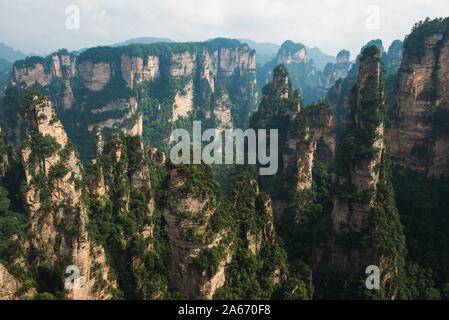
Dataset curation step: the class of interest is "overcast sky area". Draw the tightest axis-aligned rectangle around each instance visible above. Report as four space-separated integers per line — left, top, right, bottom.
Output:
1 0 449 58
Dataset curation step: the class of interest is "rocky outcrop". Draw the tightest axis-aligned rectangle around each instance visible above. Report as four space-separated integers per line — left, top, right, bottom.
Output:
314 47 406 298
163 166 231 299
19 92 115 299
121 54 159 89
387 32 449 178
168 44 257 125
12 53 76 110
246 197 275 254
0 264 35 300
88 97 141 135
171 80 194 122
90 129 154 213
12 63 52 88
257 40 325 104
252 64 336 220
331 49 384 236
337 50 350 64
78 61 111 92
0 263 21 299
276 41 307 65
213 94 232 129
5 41 258 158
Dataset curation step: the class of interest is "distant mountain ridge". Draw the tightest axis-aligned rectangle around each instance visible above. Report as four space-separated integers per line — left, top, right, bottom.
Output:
110 37 174 47
0 43 27 63
0 58 12 71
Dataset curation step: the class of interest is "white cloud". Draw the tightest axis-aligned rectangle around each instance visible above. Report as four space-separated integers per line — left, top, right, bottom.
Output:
0 0 448 57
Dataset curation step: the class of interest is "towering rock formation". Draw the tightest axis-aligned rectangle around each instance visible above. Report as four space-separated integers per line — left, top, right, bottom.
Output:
252 65 335 218
18 91 115 299
314 46 406 299
326 40 386 140
87 127 154 217
166 42 257 127
84 116 162 299
387 24 449 177
212 174 300 299
257 41 319 104
163 163 231 299
275 41 308 65
336 50 350 64
161 159 291 299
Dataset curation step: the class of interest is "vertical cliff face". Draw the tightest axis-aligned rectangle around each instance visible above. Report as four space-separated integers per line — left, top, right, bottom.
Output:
387 28 449 177
19 91 115 300
12 52 76 110
336 50 350 64
86 127 158 298
314 47 406 299
286 103 335 192
4 40 257 161
246 194 276 255
252 65 335 218
331 47 384 236
276 41 308 65
326 40 388 141
89 123 154 218
167 44 257 127
0 129 35 300
211 174 299 300
2 52 77 146
163 164 231 299
120 54 160 89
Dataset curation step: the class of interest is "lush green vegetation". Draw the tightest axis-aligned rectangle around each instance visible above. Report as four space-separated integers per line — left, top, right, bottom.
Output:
214 172 313 299
336 46 386 174
2 29 449 301
86 133 174 299
0 131 29 263
4 39 257 167
404 17 449 59
0 129 69 299
312 46 407 299
392 169 449 299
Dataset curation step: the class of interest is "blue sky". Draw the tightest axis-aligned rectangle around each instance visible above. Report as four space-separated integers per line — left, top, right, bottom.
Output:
1 0 448 57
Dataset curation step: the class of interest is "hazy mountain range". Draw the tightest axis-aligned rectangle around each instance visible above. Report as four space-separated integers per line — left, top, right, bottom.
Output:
0 37 337 72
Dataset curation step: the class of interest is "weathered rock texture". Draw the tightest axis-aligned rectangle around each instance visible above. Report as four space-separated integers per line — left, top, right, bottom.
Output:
331 50 384 238
0 263 35 300
387 33 449 177
167 45 257 125
19 93 115 299
121 54 160 89
4 41 258 159
163 166 231 299
314 47 406 298
253 65 335 218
